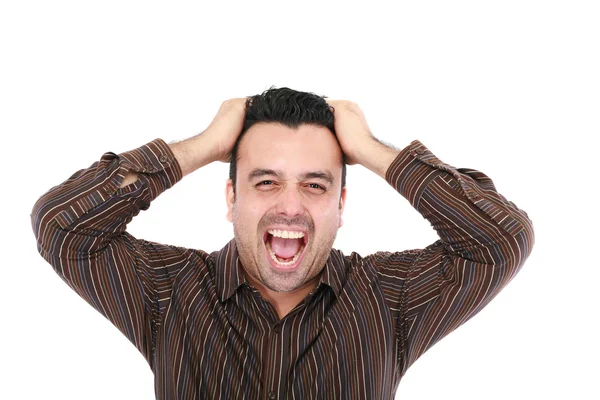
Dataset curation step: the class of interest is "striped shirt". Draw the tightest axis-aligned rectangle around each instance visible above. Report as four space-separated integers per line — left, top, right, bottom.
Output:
31 138 535 399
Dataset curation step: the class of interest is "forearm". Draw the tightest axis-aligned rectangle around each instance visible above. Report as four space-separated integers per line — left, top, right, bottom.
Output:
119 132 217 188
385 139 535 265
119 98 247 188
33 139 182 256
356 137 401 180
169 133 220 177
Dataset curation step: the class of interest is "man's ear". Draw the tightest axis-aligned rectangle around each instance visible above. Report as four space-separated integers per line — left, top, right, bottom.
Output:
339 187 347 228
225 179 235 222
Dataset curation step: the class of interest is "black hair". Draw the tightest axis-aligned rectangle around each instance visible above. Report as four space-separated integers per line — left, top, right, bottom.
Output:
229 85 346 191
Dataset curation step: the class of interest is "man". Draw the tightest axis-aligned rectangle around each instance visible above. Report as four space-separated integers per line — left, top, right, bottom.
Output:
31 86 535 399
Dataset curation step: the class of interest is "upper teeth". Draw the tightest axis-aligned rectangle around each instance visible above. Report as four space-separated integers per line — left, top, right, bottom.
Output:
268 229 305 239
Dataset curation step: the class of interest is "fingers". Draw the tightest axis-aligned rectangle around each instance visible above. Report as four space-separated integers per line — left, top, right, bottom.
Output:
327 99 358 113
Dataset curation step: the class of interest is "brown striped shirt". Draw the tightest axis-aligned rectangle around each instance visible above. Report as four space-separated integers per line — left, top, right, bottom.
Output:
31 138 535 399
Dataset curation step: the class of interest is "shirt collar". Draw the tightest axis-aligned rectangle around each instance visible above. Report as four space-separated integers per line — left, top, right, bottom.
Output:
210 238 347 302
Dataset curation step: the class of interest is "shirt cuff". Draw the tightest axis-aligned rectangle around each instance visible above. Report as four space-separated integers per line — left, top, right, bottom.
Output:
384 140 447 209
52 138 182 229
104 138 183 199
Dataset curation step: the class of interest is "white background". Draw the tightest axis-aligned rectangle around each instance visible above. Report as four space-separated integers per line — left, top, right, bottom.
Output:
2 1 598 399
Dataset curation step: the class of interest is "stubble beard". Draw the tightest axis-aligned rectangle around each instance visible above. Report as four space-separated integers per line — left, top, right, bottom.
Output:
232 212 339 294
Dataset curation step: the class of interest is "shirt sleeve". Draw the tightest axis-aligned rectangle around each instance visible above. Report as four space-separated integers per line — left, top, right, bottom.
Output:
372 139 535 376
31 138 194 369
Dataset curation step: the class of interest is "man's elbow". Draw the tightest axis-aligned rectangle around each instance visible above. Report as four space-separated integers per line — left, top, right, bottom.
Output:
502 214 535 280
31 194 50 254
517 210 535 263
31 189 63 256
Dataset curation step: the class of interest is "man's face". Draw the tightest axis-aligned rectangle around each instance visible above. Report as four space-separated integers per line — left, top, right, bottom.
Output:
226 122 346 293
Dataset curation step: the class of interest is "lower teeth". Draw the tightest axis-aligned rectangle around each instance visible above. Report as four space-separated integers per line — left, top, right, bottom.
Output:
266 241 304 266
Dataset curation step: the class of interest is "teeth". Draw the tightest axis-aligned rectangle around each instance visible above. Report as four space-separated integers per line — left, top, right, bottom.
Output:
268 229 305 239
266 240 305 267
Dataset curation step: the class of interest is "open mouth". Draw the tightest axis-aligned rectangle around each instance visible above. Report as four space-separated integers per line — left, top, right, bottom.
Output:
263 229 309 270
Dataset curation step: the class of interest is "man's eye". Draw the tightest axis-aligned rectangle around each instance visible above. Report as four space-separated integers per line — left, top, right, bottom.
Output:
307 183 325 191
258 180 273 186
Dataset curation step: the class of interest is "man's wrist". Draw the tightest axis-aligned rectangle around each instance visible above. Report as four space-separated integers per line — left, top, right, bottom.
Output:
169 133 219 177
356 138 400 179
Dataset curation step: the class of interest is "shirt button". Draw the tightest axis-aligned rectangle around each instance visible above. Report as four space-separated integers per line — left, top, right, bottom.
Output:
159 155 168 163
144 163 155 172
274 326 280 334
268 391 276 399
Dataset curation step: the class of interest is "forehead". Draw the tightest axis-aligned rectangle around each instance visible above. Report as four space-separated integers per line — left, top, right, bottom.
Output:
237 122 343 178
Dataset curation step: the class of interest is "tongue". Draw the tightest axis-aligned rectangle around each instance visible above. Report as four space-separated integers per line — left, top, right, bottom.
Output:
270 236 302 259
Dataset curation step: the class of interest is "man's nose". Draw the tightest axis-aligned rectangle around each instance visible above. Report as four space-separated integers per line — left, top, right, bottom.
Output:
275 185 305 217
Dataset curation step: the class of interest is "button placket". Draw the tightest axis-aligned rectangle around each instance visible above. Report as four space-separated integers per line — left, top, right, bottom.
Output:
264 321 285 399
263 329 275 400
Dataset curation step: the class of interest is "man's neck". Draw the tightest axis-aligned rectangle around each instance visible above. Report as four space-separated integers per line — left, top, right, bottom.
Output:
244 272 320 320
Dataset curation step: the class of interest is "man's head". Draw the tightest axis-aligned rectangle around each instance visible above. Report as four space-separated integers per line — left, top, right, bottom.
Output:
230 86 346 191
225 86 347 294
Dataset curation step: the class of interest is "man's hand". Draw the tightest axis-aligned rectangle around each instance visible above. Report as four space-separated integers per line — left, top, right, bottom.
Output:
169 97 250 177
201 97 250 163
327 100 400 179
326 100 375 165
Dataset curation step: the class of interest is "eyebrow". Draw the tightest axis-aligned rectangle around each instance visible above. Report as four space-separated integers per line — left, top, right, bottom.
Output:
301 171 334 185
247 168 334 185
